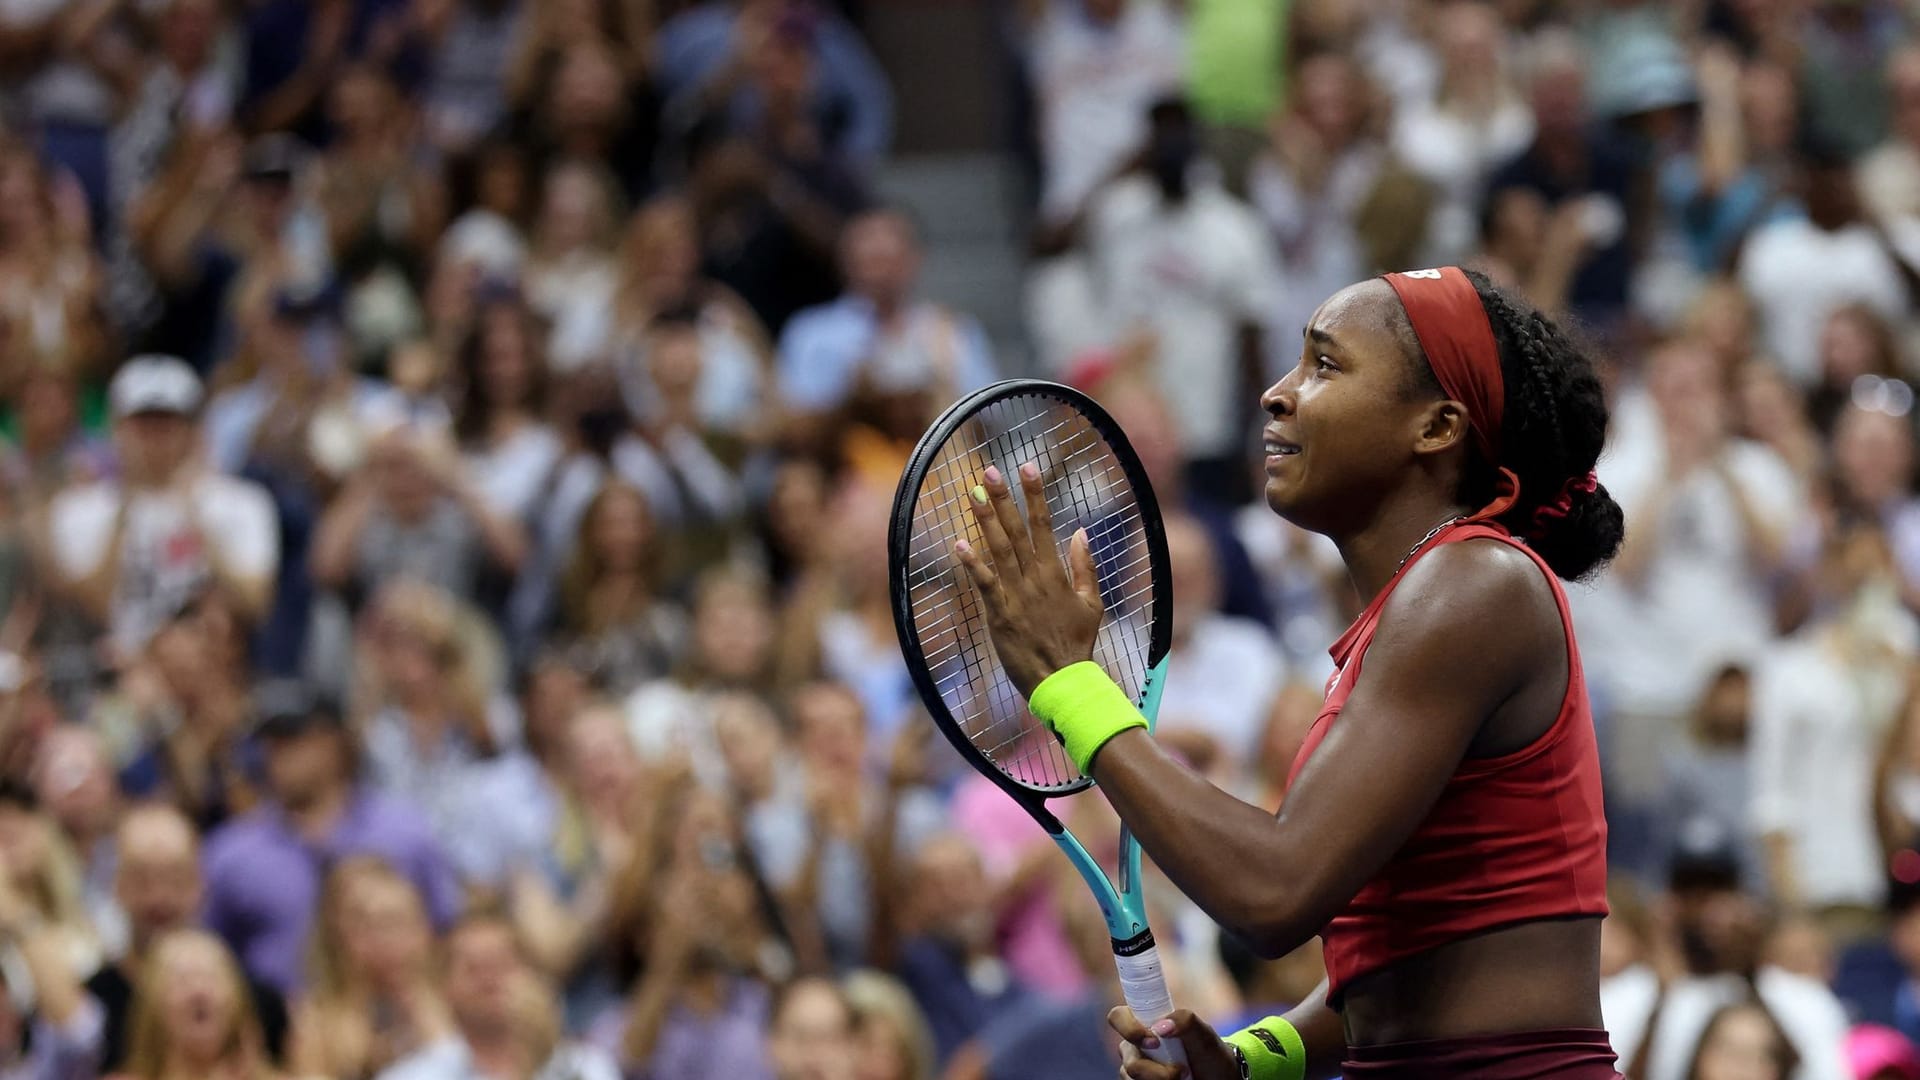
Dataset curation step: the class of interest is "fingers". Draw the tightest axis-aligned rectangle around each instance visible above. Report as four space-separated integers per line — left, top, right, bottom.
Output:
1108 1005 1149 1043
1118 1049 1185 1080
1068 526 1102 610
953 538 997 596
968 466 1025 578
982 464 1034 571
1018 462 1058 572
1166 1010 1223 1059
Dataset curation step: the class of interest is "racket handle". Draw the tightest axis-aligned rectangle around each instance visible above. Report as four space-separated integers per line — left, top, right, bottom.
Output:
1114 936 1188 1067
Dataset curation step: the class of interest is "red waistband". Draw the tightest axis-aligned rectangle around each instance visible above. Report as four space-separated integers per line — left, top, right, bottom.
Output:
1343 1028 1620 1079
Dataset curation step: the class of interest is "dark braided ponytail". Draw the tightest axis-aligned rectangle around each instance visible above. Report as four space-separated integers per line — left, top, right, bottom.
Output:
1454 271 1625 579
1466 272 1620 576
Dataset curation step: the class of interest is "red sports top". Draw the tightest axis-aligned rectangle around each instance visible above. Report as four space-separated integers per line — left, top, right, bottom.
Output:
1285 521 1609 1000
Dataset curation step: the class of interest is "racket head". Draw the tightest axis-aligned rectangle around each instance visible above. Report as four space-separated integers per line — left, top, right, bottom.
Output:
889 379 1174 809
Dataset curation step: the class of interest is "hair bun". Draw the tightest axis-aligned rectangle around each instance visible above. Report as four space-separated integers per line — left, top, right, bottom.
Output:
1528 477 1625 581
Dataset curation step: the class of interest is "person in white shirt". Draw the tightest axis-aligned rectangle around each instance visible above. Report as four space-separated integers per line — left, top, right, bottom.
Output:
1026 0 1186 226
1751 520 1917 913
1603 829 1851 1080
1855 44 1920 228
1738 146 1909 385
1080 97 1276 502
48 355 279 661
775 208 997 453
1579 341 1801 843
1388 1 1534 263
377 911 620 1080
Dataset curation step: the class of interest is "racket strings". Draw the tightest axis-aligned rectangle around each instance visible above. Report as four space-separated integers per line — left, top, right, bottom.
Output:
902 391 1159 794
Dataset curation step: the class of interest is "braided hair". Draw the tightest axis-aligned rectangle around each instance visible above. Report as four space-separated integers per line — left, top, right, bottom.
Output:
1396 270 1626 580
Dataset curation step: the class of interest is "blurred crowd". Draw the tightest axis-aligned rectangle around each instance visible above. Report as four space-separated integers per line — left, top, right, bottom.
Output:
10 0 1920 1079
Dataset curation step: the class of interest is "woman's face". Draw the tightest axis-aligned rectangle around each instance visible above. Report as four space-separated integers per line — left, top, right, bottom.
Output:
1295 53 1362 143
693 581 775 682
16 373 76 448
630 203 701 292
768 462 828 558
150 616 212 687
477 150 528 219
1737 364 1801 441
538 167 601 253
378 618 447 695
156 935 241 1064
769 981 857 1080
1693 1006 1786 1080
589 489 652 571
480 306 535 408
343 875 431 989
1261 281 1443 535
1833 407 1914 508
566 710 641 804
1820 309 1887 385
853 1015 911 1080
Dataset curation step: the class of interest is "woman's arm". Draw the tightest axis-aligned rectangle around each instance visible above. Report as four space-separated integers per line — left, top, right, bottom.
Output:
955 466 1543 958
1089 543 1537 957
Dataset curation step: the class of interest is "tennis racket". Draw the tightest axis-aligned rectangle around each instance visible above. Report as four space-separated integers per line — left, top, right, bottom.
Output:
888 379 1184 1067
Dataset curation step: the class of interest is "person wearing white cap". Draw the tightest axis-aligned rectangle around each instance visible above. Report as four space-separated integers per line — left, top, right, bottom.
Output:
45 355 280 659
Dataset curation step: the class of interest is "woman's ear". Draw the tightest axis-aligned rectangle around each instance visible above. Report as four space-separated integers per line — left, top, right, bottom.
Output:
1411 399 1470 458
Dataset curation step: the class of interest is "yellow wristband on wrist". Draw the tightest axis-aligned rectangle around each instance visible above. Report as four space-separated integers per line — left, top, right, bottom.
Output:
1225 1016 1307 1080
1026 661 1146 775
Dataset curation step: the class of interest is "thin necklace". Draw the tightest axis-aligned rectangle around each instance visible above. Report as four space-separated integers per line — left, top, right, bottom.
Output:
1395 515 1464 576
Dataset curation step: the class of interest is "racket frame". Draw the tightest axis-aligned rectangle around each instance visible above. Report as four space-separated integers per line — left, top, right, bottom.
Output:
888 379 1183 1063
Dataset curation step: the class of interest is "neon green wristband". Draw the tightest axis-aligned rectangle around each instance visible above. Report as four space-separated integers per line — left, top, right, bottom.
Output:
1225 1016 1307 1080
1026 661 1146 774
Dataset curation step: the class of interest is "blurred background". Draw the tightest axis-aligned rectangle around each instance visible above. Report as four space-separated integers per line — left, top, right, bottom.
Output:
0 0 1917 1078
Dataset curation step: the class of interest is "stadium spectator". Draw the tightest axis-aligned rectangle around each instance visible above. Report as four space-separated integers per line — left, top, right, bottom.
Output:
84 803 287 1074
776 208 996 459
1739 142 1909 385
1023 0 1185 228
47 356 278 661
201 683 459 995
1076 97 1275 504
115 929 270 1080
373 909 622 1080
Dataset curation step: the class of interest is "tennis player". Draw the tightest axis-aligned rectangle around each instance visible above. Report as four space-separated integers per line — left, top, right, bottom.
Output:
954 266 1623 1078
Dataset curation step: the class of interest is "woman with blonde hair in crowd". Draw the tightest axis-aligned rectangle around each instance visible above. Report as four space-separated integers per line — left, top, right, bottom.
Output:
554 481 687 695
287 858 439 1080
0 779 98 981
115 929 279 1080
594 196 773 437
354 579 546 889
844 969 936 1080
624 566 780 775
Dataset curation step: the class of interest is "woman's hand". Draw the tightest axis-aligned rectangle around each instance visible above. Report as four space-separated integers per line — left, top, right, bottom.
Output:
1109 1007 1241 1080
954 463 1104 699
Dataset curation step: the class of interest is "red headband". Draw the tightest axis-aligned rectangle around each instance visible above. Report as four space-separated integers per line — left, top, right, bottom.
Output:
1382 266 1504 462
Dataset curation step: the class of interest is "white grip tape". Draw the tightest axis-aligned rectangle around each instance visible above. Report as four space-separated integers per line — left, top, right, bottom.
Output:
1115 942 1186 1066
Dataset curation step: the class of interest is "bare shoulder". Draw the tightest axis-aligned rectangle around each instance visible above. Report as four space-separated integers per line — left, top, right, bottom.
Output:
1373 538 1562 677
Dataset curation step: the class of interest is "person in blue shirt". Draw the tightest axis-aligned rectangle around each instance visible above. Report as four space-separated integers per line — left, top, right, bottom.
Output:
775 208 996 453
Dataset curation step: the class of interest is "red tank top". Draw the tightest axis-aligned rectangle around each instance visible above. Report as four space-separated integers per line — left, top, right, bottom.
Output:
1285 521 1609 999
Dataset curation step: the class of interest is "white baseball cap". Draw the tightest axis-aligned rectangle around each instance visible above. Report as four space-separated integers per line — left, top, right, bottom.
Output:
109 354 203 418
